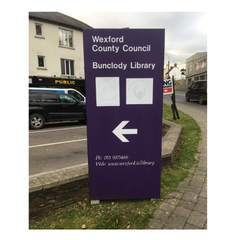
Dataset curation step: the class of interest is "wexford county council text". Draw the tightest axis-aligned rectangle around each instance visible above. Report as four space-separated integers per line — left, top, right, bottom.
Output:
91 35 151 53
91 35 156 70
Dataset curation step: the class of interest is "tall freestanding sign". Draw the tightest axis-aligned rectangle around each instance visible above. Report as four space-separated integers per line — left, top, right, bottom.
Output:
83 29 165 200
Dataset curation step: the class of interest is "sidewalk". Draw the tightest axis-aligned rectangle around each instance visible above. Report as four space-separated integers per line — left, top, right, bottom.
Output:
148 98 207 229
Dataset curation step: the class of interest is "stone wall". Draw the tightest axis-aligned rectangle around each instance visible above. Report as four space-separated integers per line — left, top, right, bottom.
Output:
29 164 89 219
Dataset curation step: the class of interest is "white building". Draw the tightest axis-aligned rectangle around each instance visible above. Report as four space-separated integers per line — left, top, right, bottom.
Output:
165 63 184 80
29 12 92 95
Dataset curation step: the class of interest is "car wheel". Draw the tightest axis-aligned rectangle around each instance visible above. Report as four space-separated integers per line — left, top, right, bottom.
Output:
30 113 45 130
199 96 204 105
186 94 190 102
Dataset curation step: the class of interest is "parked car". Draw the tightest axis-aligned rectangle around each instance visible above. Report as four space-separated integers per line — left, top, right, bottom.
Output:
29 91 86 130
29 87 86 103
185 80 207 105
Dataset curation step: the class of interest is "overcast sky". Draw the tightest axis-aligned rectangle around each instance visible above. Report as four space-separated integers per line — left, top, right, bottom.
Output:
62 11 207 70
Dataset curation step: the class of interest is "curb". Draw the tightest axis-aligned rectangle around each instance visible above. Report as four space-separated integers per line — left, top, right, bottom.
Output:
29 120 182 193
161 119 182 165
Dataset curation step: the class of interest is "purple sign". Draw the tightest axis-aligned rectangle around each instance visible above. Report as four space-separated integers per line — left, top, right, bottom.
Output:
83 29 164 200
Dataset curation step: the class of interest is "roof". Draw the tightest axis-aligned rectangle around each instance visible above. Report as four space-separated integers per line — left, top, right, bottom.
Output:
186 52 207 62
165 66 183 75
165 67 176 74
29 12 93 31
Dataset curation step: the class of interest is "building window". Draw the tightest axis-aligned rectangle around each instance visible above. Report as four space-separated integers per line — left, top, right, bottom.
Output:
35 24 43 36
38 56 45 68
59 28 73 47
61 59 74 76
188 65 192 73
201 59 206 68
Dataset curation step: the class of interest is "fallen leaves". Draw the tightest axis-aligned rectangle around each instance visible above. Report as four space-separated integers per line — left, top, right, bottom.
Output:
49 223 56 228
78 202 86 207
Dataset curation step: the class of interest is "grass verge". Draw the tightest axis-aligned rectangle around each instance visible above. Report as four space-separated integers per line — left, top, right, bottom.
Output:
29 103 201 229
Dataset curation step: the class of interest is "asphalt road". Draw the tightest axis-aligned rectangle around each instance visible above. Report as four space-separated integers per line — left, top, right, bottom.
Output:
163 89 207 111
163 90 207 111
29 89 207 176
29 121 88 175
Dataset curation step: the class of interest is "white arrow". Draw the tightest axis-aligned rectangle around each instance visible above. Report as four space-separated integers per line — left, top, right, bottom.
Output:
112 121 138 142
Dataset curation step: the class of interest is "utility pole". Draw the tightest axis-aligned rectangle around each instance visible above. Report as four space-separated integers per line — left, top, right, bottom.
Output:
171 76 180 120
168 60 170 79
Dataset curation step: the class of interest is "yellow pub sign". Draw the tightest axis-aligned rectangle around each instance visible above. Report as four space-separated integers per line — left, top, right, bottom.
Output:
55 80 75 85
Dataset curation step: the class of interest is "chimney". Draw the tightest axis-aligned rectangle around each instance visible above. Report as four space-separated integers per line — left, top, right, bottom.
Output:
174 63 177 67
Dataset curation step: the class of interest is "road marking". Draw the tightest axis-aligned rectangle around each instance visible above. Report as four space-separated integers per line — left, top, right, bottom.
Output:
175 93 185 96
29 163 88 178
29 126 86 134
163 92 186 97
29 139 87 148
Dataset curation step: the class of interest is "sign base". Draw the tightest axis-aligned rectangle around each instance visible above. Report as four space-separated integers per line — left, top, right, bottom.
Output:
91 200 100 205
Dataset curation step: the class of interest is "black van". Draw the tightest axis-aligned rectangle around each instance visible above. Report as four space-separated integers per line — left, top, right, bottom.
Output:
185 80 207 105
29 91 86 130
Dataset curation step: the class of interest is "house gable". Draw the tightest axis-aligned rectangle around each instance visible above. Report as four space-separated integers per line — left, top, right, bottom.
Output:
29 12 93 31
